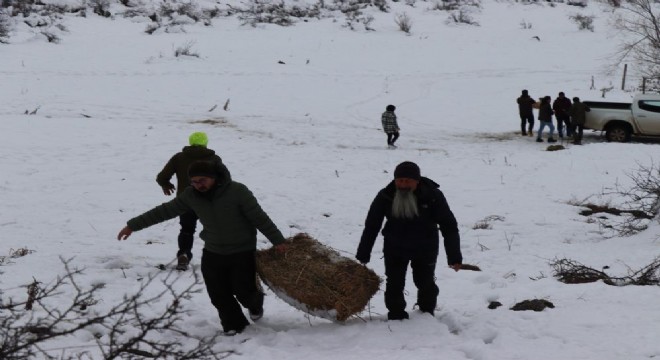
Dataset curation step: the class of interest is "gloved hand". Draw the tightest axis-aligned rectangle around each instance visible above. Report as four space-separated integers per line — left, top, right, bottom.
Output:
162 183 175 196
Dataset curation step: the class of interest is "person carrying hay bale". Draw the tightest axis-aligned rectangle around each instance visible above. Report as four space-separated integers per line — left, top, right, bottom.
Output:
256 233 381 322
117 160 287 336
356 161 463 320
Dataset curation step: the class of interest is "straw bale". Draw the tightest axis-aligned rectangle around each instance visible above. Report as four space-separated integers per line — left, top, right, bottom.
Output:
256 233 381 322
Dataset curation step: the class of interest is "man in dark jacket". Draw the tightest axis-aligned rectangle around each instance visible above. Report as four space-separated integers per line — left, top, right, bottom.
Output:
568 97 591 145
156 131 223 270
118 160 286 335
356 161 462 320
517 89 536 136
552 92 573 138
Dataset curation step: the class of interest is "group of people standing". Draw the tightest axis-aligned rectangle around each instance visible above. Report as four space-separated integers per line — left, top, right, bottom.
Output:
517 89 591 145
116 131 463 334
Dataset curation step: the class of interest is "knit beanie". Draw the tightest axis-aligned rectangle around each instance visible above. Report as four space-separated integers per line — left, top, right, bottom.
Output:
188 161 217 178
394 161 421 180
189 132 208 147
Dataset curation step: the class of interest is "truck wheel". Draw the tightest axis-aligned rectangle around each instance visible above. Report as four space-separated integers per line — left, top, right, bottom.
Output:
605 125 631 142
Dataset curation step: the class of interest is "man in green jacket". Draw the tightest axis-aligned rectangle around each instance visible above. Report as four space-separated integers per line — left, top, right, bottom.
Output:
156 131 223 271
118 160 286 336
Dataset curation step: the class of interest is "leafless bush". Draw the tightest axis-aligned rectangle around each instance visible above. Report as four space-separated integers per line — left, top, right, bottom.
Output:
519 19 532 29
610 0 660 78
174 40 200 58
551 257 660 286
394 12 412 33
567 0 588 7
9 247 34 258
595 161 660 237
0 11 11 43
447 8 479 26
145 22 160 34
569 13 594 31
89 0 111 18
550 258 610 284
229 0 321 27
472 215 505 230
332 0 389 13
0 257 230 359
343 10 375 31
40 30 60 43
430 0 480 11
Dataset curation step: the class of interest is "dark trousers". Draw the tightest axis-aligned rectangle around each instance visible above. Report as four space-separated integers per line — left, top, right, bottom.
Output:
384 253 439 316
387 132 400 145
177 211 197 259
574 124 584 141
556 115 571 137
201 249 263 332
520 114 534 134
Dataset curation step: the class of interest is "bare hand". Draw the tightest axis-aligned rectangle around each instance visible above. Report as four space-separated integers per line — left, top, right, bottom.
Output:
273 243 287 254
117 226 133 240
450 264 461 272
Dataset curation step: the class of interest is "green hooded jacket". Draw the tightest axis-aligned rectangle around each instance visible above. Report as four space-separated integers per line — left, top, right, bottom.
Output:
129 162 285 255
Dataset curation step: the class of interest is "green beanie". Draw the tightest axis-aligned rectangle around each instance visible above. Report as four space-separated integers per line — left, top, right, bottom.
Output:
189 132 208 147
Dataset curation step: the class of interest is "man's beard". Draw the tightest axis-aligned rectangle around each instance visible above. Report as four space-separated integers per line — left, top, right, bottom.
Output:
392 188 419 219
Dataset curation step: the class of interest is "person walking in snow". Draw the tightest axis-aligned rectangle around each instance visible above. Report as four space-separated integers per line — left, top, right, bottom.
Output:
517 89 536 136
552 92 573 139
156 131 223 271
536 96 557 143
356 161 462 320
382 104 400 149
118 160 287 336
568 97 590 145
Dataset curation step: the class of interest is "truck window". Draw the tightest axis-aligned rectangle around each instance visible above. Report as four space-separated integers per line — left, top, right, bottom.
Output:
638 100 660 113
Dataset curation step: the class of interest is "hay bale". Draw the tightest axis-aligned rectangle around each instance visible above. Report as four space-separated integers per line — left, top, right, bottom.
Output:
256 233 381 322
546 144 565 151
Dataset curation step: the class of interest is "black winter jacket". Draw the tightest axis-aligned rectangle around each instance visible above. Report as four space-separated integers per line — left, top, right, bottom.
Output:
156 146 223 195
356 177 462 266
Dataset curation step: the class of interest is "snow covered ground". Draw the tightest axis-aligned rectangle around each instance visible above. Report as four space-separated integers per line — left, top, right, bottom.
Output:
1 1 659 359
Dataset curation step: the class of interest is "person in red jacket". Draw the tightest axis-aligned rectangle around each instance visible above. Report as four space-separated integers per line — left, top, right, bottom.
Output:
356 162 462 320
156 132 224 270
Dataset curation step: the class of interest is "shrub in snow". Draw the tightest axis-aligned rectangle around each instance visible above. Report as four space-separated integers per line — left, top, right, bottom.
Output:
0 257 229 359
569 13 594 31
567 0 587 7
0 11 11 43
174 40 200 58
447 8 479 26
394 12 412 33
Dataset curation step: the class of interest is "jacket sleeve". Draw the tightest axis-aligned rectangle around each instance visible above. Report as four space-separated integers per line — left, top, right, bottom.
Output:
239 184 286 246
356 193 387 263
434 191 463 266
156 154 178 188
127 197 191 231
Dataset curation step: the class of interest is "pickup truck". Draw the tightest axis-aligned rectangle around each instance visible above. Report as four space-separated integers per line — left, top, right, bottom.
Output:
583 94 660 142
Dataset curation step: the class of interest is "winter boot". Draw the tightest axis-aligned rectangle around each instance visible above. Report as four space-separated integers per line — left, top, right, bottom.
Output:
176 254 189 271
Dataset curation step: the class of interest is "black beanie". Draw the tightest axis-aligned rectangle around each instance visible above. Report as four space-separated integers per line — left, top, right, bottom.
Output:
394 161 421 180
188 161 217 178
386 104 396 112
